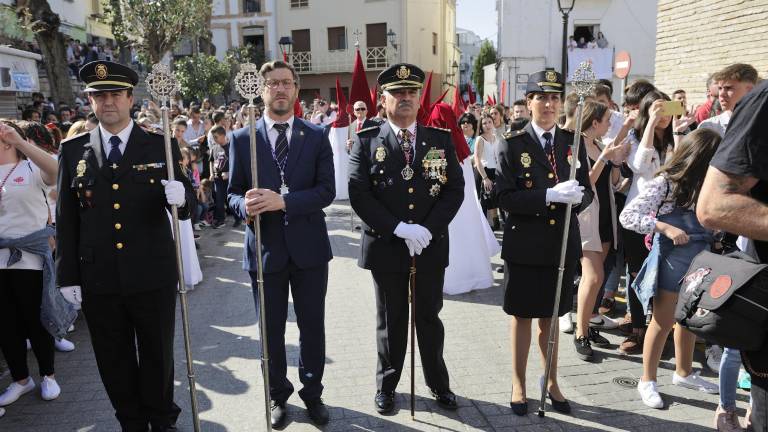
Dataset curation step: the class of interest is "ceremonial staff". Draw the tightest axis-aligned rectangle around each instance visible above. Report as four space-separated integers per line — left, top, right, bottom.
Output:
235 63 273 432
145 63 202 431
538 61 596 418
409 255 417 418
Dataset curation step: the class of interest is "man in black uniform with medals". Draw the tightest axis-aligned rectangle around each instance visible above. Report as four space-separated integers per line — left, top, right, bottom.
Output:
348 63 464 414
56 61 192 432
495 69 592 416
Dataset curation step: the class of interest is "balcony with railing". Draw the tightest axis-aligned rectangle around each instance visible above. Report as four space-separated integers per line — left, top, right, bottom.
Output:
289 46 393 74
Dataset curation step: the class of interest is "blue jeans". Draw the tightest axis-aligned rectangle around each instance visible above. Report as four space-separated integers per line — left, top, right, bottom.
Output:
720 347 741 410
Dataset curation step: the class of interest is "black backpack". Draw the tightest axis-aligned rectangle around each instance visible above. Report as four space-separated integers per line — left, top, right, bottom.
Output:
675 250 768 351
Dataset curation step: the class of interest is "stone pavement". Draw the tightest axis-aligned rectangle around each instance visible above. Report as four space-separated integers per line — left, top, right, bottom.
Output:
0 201 748 431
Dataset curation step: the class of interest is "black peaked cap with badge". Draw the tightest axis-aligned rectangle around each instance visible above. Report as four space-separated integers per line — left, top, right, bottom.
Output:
378 63 425 91
79 60 139 93
525 68 565 95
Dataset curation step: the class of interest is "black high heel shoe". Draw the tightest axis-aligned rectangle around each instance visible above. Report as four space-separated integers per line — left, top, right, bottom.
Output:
547 393 571 414
509 399 528 416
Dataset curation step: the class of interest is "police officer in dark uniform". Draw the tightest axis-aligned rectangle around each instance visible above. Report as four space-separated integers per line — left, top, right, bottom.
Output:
56 61 192 432
494 69 592 416
348 63 464 414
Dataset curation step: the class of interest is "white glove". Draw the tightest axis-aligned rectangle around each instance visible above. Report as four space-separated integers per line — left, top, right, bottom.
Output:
59 285 82 310
161 179 186 206
546 180 584 205
404 238 424 256
393 222 432 249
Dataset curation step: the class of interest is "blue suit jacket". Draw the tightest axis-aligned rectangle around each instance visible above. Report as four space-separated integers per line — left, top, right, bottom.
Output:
228 117 335 273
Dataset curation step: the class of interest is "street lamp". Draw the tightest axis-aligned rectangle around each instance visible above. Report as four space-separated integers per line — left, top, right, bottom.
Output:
278 36 293 62
557 0 575 80
443 60 460 88
386 29 398 50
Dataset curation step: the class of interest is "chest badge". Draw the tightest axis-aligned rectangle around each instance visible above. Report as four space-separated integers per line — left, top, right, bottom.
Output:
76 160 87 177
429 184 441 197
422 147 449 184
375 146 387 162
520 152 532 168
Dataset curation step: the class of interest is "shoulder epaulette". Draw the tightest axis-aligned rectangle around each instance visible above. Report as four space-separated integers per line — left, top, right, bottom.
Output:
426 125 451 133
503 129 526 139
356 125 380 134
561 127 575 134
59 131 89 145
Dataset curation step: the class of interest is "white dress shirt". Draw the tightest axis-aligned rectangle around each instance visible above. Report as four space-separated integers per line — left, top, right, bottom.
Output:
263 113 295 151
530 121 557 150
99 122 133 160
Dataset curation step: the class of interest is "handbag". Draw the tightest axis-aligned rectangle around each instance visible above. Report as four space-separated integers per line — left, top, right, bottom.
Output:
674 250 768 351
577 156 602 252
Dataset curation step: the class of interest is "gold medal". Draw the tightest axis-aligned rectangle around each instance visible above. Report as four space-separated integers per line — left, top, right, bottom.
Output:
76 160 87 177
375 146 387 162
520 152 532 168
401 165 414 180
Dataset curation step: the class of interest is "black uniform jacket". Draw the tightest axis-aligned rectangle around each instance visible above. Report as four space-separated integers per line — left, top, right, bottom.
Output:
56 123 192 295
495 122 593 266
348 122 464 273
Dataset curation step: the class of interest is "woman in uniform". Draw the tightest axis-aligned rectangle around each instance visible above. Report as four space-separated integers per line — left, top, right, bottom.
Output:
495 69 593 416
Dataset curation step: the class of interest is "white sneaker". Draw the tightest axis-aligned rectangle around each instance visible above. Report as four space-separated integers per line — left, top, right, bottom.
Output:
55 338 75 352
589 314 619 330
0 379 35 406
637 379 664 409
0 407 5 417
193 223 202 231
40 376 60 401
672 371 719 394
559 312 574 334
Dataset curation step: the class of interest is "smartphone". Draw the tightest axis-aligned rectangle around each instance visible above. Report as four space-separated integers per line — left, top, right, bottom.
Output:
661 100 684 117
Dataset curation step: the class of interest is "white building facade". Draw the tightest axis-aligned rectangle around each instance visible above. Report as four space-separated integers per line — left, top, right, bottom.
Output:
210 0 278 61
495 0 657 103
457 27 482 91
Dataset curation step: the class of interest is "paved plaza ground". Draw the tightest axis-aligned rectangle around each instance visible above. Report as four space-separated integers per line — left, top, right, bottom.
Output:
0 201 745 431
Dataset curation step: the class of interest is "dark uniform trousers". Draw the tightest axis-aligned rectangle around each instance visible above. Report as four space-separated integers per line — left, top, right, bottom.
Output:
249 262 328 404
349 122 464 395
372 268 449 393
56 125 191 432
82 286 180 432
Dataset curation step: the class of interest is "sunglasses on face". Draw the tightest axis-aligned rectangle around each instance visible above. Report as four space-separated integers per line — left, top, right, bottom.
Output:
354 107 367 111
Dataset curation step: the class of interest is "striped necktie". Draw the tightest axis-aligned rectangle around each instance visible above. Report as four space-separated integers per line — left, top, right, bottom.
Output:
273 123 289 170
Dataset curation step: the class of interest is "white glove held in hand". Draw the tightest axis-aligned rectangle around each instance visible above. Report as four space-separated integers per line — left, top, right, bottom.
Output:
404 238 424 256
394 222 432 249
161 179 186 206
59 286 82 310
546 179 584 205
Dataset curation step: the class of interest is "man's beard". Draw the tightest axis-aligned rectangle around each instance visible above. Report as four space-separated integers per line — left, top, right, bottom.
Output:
270 99 293 116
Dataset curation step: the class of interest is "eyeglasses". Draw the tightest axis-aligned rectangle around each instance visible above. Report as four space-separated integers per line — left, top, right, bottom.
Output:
354 107 367 111
264 79 296 89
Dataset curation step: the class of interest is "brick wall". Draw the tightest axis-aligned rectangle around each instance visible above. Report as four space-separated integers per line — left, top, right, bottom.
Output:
655 0 768 104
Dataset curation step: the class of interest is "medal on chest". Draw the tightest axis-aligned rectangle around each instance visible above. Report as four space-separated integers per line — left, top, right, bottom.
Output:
422 147 448 184
401 165 414 181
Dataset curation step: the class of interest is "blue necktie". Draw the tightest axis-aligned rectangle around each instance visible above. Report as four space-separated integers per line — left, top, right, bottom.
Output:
107 135 122 166
273 123 289 170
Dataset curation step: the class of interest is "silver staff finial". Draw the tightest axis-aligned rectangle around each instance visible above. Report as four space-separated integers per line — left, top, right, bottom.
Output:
146 63 179 107
571 61 597 97
235 63 264 105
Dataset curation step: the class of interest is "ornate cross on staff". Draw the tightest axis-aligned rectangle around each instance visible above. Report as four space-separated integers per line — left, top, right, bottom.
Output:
146 63 201 432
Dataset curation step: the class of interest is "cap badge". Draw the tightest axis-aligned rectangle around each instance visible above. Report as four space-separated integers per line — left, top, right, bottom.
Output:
95 64 108 80
545 71 557 83
396 65 411 80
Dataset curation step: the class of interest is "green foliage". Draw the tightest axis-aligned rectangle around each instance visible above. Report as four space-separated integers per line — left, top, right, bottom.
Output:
174 54 230 102
472 40 497 95
110 0 211 64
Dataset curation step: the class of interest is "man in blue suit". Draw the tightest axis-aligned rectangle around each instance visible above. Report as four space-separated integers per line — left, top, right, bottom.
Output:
228 60 335 428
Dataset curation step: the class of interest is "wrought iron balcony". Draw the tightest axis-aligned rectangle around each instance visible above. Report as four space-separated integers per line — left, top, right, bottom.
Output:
289 46 392 74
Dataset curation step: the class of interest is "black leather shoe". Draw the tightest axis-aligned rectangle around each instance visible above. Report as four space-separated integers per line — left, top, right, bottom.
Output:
271 400 287 429
509 400 528 416
305 398 329 425
374 390 395 414
547 393 571 414
574 335 593 361
430 388 458 410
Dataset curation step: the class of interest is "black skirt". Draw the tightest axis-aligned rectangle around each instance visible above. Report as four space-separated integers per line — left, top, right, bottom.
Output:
502 262 575 318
